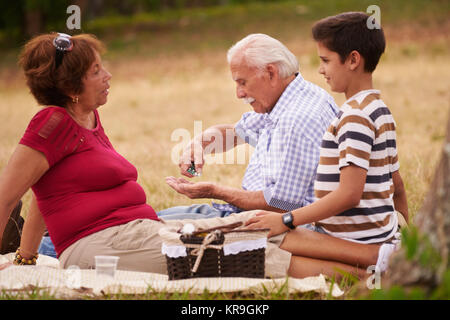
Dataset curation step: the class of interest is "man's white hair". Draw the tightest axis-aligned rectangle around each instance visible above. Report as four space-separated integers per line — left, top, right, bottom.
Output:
227 33 299 78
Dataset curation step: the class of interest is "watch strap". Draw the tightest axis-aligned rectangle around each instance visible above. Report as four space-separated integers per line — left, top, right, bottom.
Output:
282 211 296 230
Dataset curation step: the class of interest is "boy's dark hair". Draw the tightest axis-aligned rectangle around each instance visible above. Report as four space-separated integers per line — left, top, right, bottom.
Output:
312 12 385 72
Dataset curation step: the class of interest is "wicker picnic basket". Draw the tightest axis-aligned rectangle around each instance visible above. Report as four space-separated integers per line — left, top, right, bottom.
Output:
160 222 269 280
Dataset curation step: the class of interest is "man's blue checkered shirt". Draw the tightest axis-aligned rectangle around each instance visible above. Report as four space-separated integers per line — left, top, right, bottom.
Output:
212 73 339 215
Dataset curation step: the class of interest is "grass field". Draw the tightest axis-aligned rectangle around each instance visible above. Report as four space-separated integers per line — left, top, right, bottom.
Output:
0 0 449 299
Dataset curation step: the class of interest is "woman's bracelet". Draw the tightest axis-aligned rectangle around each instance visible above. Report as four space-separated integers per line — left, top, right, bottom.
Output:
13 248 38 265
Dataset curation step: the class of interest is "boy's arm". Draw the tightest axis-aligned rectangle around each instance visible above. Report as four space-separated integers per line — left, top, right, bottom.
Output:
245 164 367 236
392 170 409 224
290 164 366 225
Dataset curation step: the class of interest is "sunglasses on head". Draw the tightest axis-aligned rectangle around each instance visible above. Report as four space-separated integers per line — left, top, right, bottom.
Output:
53 33 73 69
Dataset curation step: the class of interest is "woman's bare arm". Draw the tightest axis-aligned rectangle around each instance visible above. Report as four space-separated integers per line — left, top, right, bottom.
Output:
0 145 48 250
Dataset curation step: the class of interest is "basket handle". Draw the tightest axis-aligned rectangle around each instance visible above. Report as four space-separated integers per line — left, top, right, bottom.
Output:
189 221 243 236
184 221 269 236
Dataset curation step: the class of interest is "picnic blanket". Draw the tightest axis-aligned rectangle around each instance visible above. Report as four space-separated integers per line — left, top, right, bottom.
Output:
0 253 343 298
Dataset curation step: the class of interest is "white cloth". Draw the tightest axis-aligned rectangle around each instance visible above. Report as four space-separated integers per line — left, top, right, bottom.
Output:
0 253 343 298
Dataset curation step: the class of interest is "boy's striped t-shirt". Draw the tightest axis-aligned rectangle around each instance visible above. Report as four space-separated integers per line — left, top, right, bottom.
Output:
314 89 399 244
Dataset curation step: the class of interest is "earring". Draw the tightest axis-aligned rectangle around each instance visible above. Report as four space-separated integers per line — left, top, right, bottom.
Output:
72 96 79 104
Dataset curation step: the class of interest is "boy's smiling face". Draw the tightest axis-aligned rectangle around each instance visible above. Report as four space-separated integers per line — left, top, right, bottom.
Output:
316 41 351 94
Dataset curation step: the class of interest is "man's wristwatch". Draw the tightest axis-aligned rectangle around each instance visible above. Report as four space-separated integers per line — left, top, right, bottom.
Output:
282 212 296 230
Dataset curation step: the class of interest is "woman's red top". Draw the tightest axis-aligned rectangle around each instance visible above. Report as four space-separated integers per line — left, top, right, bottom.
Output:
19 106 158 256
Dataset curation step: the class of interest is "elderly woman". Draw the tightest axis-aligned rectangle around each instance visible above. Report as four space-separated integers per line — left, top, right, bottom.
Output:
0 33 390 280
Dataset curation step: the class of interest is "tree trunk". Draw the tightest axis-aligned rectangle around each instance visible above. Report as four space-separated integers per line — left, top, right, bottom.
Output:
385 114 450 289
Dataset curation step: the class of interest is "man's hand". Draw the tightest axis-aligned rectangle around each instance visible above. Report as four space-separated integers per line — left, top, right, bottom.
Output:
244 210 289 237
179 141 204 178
165 176 216 199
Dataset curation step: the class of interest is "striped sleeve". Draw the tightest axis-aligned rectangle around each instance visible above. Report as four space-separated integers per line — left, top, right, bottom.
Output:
336 110 376 171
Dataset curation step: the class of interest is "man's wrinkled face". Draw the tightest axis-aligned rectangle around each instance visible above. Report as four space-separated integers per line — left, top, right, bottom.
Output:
230 57 278 114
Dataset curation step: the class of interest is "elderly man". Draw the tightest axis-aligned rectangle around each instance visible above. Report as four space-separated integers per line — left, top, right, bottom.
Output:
159 33 339 220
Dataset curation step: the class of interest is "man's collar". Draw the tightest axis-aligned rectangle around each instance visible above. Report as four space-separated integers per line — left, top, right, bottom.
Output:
266 72 304 125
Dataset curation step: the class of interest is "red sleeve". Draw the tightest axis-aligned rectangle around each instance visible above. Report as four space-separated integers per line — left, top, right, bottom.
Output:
19 107 80 167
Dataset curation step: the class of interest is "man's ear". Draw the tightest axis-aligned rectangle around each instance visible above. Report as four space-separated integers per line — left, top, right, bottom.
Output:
266 63 279 85
348 50 362 71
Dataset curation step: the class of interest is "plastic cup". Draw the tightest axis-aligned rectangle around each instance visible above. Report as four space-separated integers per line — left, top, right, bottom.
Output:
95 255 119 278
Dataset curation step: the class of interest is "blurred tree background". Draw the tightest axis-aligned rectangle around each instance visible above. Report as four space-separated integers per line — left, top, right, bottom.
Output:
1 0 448 45
1 0 447 67
0 0 283 44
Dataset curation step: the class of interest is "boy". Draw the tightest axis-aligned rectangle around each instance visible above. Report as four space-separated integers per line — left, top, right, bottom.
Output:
312 12 409 233
245 12 408 277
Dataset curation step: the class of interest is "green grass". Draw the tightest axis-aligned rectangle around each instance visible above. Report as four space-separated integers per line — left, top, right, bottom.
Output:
0 279 334 300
